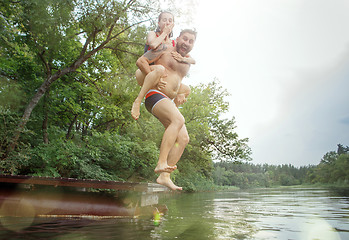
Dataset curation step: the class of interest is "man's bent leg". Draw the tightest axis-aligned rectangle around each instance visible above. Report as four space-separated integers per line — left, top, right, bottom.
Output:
167 125 189 167
135 65 166 87
131 65 166 120
135 69 145 86
152 99 185 173
156 125 188 191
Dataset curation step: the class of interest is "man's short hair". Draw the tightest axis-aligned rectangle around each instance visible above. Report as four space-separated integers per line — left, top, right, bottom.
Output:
179 29 197 39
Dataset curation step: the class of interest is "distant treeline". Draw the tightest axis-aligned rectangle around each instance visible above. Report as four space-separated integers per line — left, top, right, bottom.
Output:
213 144 349 188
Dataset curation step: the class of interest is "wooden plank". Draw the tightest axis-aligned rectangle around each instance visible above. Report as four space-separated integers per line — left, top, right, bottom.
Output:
0 175 168 193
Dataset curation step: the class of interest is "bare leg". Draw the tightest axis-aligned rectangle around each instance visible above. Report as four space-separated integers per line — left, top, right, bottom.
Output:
152 99 185 174
167 125 189 167
135 68 167 88
131 65 167 120
156 125 189 191
135 69 146 86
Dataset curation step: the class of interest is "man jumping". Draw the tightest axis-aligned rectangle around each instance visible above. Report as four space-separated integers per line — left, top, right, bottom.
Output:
135 29 197 190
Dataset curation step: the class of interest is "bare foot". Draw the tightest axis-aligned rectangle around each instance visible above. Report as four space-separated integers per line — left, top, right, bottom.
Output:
154 164 177 173
157 174 182 191
131 99 141 120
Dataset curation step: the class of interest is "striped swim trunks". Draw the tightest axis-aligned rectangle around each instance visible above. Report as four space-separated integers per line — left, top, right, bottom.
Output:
144 89 169 114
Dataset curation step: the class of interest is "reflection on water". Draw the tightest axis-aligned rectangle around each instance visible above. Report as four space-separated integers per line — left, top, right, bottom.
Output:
0 217 159 240
206 188 348 240
0 188 348 239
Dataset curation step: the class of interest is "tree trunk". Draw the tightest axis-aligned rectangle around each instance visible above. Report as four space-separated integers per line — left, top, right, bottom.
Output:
7 68 71 154
66 115 78 140
42 89 50 144
42 109 49 144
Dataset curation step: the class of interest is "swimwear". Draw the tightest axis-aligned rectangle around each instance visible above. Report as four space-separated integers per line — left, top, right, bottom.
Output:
144 90 169 114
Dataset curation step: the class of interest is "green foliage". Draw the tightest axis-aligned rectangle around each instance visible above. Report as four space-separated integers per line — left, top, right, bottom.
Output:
0 77 26 109
6 129 159 181
310 145 349 185
178 80 251 179
0 107 36 172
175 162 216 192
320 151 338 165
182 80 251 163
337 144 349 155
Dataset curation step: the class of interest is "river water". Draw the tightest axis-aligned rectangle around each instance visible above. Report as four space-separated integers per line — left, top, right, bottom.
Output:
0 187 348 239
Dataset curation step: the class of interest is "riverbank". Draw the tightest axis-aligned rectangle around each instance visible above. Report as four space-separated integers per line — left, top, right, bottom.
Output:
193 182 349 193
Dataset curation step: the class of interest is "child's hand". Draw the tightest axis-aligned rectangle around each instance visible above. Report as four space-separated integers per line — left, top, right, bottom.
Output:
171 51 185 63
163 23 174 35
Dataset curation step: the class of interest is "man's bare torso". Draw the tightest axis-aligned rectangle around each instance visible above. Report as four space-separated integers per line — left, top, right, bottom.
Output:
154 51 190 99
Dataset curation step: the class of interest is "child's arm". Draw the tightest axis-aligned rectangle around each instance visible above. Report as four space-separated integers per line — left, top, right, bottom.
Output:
171 52 196 65
184 55 196 65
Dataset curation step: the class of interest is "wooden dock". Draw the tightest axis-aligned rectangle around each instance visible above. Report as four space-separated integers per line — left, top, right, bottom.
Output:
0 175 170 218
0 174 168 193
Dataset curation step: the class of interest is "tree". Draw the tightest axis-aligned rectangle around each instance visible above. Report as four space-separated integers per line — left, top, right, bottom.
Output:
310 144 349 184
173 80 252 190
320 151 338 165
182 80 251 164
337 144 349 155
334 154 349 182
2 0 154 156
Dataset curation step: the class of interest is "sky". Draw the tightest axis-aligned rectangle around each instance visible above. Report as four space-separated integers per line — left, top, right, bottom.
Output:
162 0 349 166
